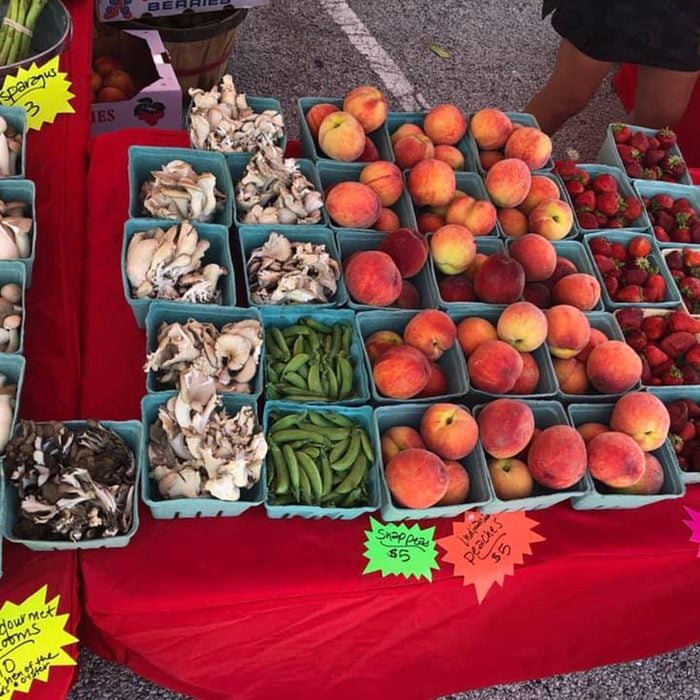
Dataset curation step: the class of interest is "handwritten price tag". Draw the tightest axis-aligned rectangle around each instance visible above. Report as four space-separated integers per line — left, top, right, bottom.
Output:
0 56 75 130
0 585 77 698
683 507 700 557
438 511 545 603
363 517 440 581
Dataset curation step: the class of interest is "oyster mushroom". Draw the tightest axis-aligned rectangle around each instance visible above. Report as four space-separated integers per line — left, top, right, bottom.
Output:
0 282 23 353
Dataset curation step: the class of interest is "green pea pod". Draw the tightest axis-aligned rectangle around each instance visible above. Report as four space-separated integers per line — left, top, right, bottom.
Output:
301 446 321 459
331 430 361 471
324 334 333 353
307 362 323 394
270 493 296 505
307 411 334 428
331 324 342 355
327 366 339 401
272 429 325 444
283 353 311 375
329 435 351 463
266 366 280 384
325 412 354 428
293 335 306 356
269 327 291 358
335 452 368 494
303 317 333 334
280 392 329 402
282 324 311 337
269 443 289 495
296 451 324 502
299 467 313 505
282 444 300 498
359 428 375 462
283 372 308 390
269 413 304 434
307 329 321 352
320 453 333 495
336 356 354 398
340 487 363 508
341 325 352 354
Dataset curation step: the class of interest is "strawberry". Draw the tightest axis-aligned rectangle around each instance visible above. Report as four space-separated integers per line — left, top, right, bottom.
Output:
661 154 687 179
686 344 700 368
670 434 685 453
616 285 644 302
654 226 671 242
622 268 648 286
574 190 596 212
611 123 633 144
656 127 677 149
680 276 700 301
577 211 598 229
624 328 647 352
656 210 676 233
664 250 684 270
652 358 675 378
616 307 644 330
647 136 661 150
630 131 650 152
592 173 618 193
643 149 665 167
671 228 691 244
682 248 700 267
667 310 700 333
675 211 694 231
618 144 641 164
589 236 612 256
628 236 651 258
667 401 689 432
641 355 652 383
644 273 666 302
621 196 643 221
565 180 585 196
647 377 663 386
578 169 591 187
641 314 667 340
610 243 627 262
604 274 619 297
672 269 686 283
691 221 700 244
680 420 697 441
594 211 609 227
661 367 685 386
660 331 697 358
593 254 618 275
650 193 674 212
626 162 644 179
671 198 692 214
595 192 621 216
642 167 661 180
554 160 578 179
682 398 700 417
661 174 677 183
607 218 624 229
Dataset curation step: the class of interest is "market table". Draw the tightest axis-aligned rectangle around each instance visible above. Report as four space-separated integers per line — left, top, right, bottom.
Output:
76 128 700 700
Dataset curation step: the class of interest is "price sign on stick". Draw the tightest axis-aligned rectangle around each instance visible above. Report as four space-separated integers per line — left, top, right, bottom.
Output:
0 56 75 130
363 517 440 581
683 507 700 558
438 511 545 603
0 585 77 699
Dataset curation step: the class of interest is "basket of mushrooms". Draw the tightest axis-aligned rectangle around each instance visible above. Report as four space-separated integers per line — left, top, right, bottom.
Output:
0 107 26 179
0 180 35 284
0 261 25 354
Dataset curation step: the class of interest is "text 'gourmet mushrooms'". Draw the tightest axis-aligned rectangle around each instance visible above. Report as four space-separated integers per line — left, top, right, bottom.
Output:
126 221 227 303
140 159 226 222
235 145 323 225
189 75 284 154
5 421 136 542
0 200 31 259
148 370 268 501
0 283 22 353
0 117 22 177
145 317 263 394
247 232 340 304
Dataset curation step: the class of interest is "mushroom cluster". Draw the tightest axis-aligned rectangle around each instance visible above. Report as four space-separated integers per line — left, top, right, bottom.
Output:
0 200 31 259
0 282 22 352
235 145 323 225
247 232 340 304
145 317 263 393
0 117 22 177
189 75 284 154
0 372 17 452
126 221 227 303
5 420 136 542
148 370 268 501
140 159 226 222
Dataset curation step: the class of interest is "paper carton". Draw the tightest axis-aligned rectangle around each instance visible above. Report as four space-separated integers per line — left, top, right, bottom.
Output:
96 0 268 22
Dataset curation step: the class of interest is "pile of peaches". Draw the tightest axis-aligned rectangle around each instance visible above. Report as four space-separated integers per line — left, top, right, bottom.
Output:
91 55 136 102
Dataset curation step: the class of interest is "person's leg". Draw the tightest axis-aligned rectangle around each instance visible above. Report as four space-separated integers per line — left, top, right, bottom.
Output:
526 39 612 135
633 66 699 128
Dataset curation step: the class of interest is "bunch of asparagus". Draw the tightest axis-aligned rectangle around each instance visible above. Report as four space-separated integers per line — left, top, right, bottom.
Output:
0 0 48 67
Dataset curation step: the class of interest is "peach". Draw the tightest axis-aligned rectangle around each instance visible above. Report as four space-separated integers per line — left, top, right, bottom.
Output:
91 72 102 94
420 403 479 460
523 282 552 308
437 460 471 505
104 70 135 98
326 181 381 228
575 328 608 363
512 352 540 394
465 252 488 281
391 123 425 145
360 161 404 206
366 330 403 365
417 362 449 397
577 422 609 443
374 208 401 231
445 195 497 236
519 175 561 215
616 454 664 495
394 280 421 309
404 309 457 361
318 111 367 161
306 103 340 139
470 109 514 150
358 137 380 162
343 85 388 133
528 425 587 489
96 86 127 102
430 190 467 218
473 253 525 304
609 392 670 452
430 224 476 275
553 357 590 394
514 427 541 463
468 339 524 394
478 398 535 459
385 448 448 508
497 301 548 352
485 158 532 208
479 150 504 171
373 345 431 399
547 257 578 288
345 251 403 306
381 426 425 464
439 275 476 302
408 159 456 207
545 305 591 358
497 207 529 237
552 273 601 311
504 126 552 170
488 458 534 500
457 317 498 357
378 228 429 278
394 133 435 169
529 198 574 241
509 234 557 282
93 55 122 76
587 431 645 488
586 341 642 394
434 144 465 170
424 104 467 145
416 212 445 234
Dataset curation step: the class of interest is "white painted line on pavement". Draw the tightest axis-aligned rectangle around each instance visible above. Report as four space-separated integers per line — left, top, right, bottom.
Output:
318 0 430 111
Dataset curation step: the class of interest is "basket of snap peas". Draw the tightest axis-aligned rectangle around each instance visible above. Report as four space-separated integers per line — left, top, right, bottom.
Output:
263 401 381 519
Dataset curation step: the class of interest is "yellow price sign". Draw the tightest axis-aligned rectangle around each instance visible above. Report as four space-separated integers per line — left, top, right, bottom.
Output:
0 585 77 698
0 56 75 130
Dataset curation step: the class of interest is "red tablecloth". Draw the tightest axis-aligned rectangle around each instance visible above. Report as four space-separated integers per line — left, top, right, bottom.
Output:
77 129 700 700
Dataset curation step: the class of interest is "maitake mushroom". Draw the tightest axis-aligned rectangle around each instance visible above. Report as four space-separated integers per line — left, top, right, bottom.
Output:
4 420 136 542
148 370 268 501
126 221 227 303
235 145 323 225
145 317 263 393
188 75 284 154
0 282 22 353
247 232 340 304
140 159 226 223
0 200 31 259
0 116 22 177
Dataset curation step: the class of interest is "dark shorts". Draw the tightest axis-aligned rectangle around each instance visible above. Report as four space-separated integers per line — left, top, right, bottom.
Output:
543 0 700 72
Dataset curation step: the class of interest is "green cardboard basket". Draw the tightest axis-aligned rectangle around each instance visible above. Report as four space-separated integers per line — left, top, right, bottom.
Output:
0 179 35 286
0 106 26 180
375 403 493 521
0 353 24 450
144 301 264 399
474 400 591 513
260 306 369 405
298 96 394 163
356 309 469 404
336 229 439 311
0 261 25 355
567 402 686 509
4 420 142 550
263 400 381 519
141 392 266 519
128 146 234 227
239 224 347 308
122 218 236 329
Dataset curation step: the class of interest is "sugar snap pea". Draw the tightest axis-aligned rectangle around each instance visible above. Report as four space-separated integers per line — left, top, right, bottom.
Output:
270 413 303 434
297 451 324 501
302 317 333 334
299 467 313 505
331 430 361 472
271 429 325 444
281 444 300 498
269 443 289 495
336 452 368 494
359 428 375 462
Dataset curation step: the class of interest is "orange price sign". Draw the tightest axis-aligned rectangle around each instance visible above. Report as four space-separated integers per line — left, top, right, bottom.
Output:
437 511 545 603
